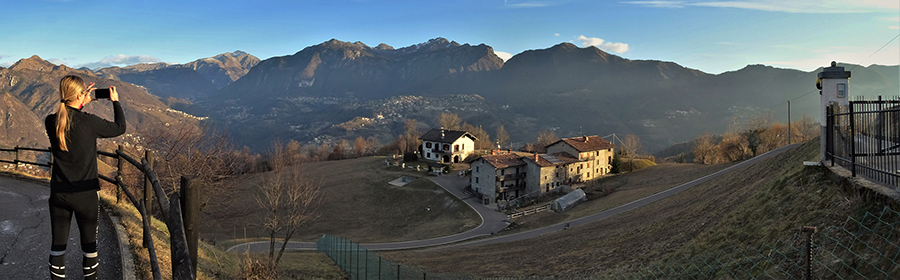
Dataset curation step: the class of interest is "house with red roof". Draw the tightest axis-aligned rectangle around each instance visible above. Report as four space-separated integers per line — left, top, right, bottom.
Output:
470 135 615 204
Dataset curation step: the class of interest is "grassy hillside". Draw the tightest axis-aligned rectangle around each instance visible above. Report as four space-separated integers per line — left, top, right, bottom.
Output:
206 156 480 244
381 139 882 278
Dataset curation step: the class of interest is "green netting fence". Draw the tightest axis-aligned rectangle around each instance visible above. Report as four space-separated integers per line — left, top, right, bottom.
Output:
318 206 899 279
316 235 475 280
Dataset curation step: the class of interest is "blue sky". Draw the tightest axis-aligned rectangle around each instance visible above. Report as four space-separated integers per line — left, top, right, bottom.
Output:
1 0 897 74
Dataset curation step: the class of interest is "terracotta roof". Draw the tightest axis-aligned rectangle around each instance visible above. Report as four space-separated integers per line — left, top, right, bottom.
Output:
549 135 615 152
419 129 476 143
479 154 527 169
524 153 580 167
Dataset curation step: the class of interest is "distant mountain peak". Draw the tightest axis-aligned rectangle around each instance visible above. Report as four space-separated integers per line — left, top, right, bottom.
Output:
10 55 59 72
375 43 394 51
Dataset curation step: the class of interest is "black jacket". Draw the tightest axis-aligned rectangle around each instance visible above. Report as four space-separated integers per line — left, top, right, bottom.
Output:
45 101 126 193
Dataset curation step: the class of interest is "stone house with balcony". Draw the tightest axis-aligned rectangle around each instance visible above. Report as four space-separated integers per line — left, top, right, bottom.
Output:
470 135 616 203
419 129 477 163
471 153 528 202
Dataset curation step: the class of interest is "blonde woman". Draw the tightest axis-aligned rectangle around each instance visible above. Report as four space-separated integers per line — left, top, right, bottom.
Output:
44 75 126 280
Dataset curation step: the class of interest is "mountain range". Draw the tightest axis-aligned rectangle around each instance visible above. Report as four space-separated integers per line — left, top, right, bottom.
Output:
2 38 897 153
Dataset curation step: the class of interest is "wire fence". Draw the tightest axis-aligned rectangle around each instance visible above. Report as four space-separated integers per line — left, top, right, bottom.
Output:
600 206 900 280
319 206 898 279
316 235 475 280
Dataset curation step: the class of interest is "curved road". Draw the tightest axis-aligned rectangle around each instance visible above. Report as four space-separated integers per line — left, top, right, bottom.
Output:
228 143 800 253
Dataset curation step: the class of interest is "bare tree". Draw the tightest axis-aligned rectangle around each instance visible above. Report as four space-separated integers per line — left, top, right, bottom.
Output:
621 134 642 157
535 130 559 152
256 142 322 268
496 125 510 149
438 112 462 131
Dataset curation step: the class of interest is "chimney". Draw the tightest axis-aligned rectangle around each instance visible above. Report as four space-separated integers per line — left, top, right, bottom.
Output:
583 135 588 142
492 150 496 155
534 154 539 162
441 129 445 139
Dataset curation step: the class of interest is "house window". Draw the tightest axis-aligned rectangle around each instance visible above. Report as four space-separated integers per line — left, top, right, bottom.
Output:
443 144 450 151
454 144 459 152
476 166 479 173
588 163 591 168
588 172 590 178
476 177 479 183
501 169 505 175
427 152 431 158
426 142 432 149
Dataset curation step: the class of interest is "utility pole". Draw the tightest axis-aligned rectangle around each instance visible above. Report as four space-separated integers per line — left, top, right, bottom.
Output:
788 100 791 145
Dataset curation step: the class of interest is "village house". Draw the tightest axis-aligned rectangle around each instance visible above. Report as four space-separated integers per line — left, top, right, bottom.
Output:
419 128 477 163
470 135 615 203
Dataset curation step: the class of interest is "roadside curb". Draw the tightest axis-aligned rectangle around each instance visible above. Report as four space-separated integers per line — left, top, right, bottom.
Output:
104 209 137 280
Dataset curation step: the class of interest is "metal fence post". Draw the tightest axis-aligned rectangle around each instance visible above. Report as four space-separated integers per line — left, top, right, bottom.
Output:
849 103 856 177
801 226 817 280
397 264 400 280
14 146 19 172
180 176 199 274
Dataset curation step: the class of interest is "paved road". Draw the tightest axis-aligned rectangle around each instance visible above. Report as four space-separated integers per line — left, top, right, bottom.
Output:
228 175 510 252
0 176 123 280
229 143 800 253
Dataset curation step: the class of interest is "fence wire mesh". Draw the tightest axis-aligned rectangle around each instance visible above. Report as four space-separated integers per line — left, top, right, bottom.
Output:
320 207 897 279
316 235 475 280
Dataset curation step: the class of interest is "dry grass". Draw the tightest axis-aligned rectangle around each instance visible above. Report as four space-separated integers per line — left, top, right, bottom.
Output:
381 139 874 278
499 162 733 234
204 156 480 244
98 186 244 280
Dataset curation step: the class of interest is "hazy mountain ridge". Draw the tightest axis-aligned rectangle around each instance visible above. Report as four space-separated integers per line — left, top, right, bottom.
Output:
4 39 896 154
218 38 504 103
0 56 202 149
212 39 896 152
95 51 260 100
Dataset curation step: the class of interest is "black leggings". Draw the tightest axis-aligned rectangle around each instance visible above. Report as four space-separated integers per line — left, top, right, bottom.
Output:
49 190 99 279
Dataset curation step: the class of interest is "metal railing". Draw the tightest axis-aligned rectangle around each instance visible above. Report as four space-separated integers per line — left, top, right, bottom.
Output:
825 96 899 188
0 146 199 280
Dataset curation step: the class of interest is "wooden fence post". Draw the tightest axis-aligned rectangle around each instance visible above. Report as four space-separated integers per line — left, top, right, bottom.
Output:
117 145 124 204
169 192 196 280
180 176 199 274
144 150 154 217
14 147 19 172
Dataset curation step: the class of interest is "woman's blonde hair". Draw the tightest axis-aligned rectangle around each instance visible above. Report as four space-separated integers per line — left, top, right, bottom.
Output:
56 75 86 151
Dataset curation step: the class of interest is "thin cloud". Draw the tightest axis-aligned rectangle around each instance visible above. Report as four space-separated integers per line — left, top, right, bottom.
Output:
0 61 12 68
625 0 897 13
554 33 560 37
717 42 738 45
77 54 162 69
622 1 685 8
494 50 514 61
503 1 549 8
576 35 630 54
891 26 900 30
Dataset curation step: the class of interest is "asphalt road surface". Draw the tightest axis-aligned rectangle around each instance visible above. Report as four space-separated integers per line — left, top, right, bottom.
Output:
0 176 123 280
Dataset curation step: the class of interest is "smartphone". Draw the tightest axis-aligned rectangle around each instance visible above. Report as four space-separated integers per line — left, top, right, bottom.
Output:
94 88 111 99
